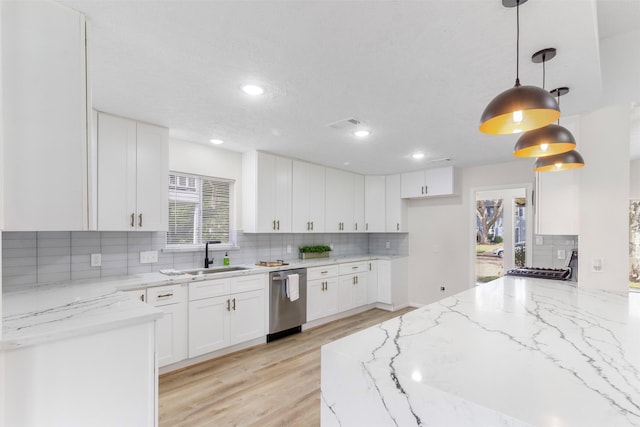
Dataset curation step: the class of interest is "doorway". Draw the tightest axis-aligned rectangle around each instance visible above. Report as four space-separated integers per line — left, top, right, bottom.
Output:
474 187 532 285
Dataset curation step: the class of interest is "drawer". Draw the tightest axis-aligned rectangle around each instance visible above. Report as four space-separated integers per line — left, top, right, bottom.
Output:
308 265 339 281
189 278 231 301
147 283 186 306
231 273 267 294
339 262 369 276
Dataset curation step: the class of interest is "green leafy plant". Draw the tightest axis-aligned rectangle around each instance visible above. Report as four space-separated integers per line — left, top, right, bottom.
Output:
299 245 332 253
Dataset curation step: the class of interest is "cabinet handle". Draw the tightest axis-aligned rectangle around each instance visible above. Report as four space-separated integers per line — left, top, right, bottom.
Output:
273 220 276 230
226 299 231 311
140 294 145 302
425 185 428 195
156 292 173 299
397 223 400 231
356 276 359 284
311 221 314 230
369 263 372 271
366 223 368 231
325 281 328 291
130 213 135 228
352 266 358 270
139 213 143 228
353 276 356 285
321 270 328 274
307 221 310 231
277 220 280 230
421 186 424 194
322 281 325 291
232 298 236 311
355 223 358 231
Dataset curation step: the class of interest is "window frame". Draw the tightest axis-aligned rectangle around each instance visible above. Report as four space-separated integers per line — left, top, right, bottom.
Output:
166 171 236 251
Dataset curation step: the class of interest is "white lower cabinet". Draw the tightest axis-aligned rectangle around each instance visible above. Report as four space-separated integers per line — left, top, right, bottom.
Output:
307 265 340 322
125 284 188 368
188 274 266 358
367 261 378 304
376 258 409 308
338 262 368 312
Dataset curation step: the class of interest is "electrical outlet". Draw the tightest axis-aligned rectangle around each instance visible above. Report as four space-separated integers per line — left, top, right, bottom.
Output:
557 249 566 260
140 250 158 264
385 242 391 249
330 243 334 250
90 253 102 267
286 244 291 254
592 258 604 273
535 236 544 245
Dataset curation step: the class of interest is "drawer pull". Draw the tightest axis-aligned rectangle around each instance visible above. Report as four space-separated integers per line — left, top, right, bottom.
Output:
226 299 231 311
157 293 173 298
321 270 328 274
232 298 236 311
130 213 135 227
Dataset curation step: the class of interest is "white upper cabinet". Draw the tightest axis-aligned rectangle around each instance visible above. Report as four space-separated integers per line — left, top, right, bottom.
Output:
353 174 365 233
292 160 325 232
243 151 292 232
2 1 89 230
386 174 407 232
401 166 455 198
535 170 579 235
96 112 169 231
325 168 355 232
365 176 386 232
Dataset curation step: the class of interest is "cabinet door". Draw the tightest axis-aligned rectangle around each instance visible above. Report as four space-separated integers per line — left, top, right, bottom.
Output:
229 290 265 345
323 277 340 317
156 303 188 367
386 174 407 232
325 168 354 232
365 176 386 232
353 273 368 307
306 279 325 322
2 1 88 231
97 113 137 231
255 152 278 232
274 156 292 232
292 161 325 233
307 163 326 232
136 122 169 231
188 296 229 357
353 174 365 232
338 275 355 312
424 166 454 196
400 170 425 198
377 260 392 304
535 170 579 235
367 261 378 304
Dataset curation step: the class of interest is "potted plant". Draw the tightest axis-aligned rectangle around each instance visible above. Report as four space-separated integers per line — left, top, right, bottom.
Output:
299 245 332 259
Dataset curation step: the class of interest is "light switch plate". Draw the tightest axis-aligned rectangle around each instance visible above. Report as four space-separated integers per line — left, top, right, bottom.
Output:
140 250 158 264
385 242 391 249
557 249 566 260
90 253 102 267
592 258 604 273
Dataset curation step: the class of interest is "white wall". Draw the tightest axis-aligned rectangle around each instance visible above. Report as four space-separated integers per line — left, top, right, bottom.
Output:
169 139 243 230
630 159 640 199
578 105 630 291
408 161 534 306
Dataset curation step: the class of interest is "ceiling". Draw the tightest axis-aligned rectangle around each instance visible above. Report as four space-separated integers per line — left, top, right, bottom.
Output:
59 0 640 175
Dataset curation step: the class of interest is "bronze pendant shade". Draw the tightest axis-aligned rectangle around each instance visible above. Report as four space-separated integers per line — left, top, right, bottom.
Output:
480 84 560 135
479 0 560 135
534 150 585 172
513 123 576 158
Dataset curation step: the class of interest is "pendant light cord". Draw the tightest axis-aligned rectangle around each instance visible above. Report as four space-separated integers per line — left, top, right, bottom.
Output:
556 92 560 125
515 0 520 87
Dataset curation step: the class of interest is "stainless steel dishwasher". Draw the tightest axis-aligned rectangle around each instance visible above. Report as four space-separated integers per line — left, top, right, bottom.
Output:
267 268 307 342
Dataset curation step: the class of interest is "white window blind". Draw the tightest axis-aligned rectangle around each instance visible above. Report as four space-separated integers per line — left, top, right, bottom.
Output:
167 173 232 246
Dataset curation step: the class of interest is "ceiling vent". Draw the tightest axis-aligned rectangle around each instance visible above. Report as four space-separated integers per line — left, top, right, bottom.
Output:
326 117 363 130
428 157 452 164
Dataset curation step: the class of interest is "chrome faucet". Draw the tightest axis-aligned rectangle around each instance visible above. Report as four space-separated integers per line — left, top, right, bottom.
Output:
204 240 220 268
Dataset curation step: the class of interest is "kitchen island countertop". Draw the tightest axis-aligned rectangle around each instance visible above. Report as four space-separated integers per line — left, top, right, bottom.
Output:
321 277 640 426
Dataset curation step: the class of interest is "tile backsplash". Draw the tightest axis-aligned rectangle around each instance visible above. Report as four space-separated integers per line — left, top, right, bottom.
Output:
531 235 578 268
2 231 409 287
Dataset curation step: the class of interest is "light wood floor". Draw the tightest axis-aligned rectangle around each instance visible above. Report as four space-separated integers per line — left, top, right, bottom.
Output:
159 307 414 427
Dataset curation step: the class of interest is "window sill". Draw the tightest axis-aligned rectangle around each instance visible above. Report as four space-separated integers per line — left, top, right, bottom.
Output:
162 244 239 253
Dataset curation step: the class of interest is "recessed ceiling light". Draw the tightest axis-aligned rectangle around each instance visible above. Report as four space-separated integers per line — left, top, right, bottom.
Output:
242 84 264 96
353 130 371 138
412 153 425 159
209 139 224 145
344 162 351 166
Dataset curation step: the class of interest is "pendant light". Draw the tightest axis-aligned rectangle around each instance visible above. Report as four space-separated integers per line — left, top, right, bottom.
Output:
479 0 560 135
513 50 577 158
534 149 585 172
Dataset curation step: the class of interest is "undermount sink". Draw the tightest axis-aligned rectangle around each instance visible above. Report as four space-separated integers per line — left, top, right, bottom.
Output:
181 266 251 276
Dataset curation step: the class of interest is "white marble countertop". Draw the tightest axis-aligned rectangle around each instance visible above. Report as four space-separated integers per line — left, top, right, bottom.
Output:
2 254 402 350
321 277 640 427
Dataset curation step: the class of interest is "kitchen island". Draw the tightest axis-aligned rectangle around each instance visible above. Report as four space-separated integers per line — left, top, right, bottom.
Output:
321 277 640 426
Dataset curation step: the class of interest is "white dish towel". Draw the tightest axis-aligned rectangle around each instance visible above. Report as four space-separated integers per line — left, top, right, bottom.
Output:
287 273 300 302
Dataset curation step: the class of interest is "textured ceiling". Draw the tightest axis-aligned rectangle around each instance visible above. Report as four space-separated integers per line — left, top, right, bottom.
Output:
59 0 640 174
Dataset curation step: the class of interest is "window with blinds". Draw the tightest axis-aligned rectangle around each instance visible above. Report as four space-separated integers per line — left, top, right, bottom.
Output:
167 173 233 246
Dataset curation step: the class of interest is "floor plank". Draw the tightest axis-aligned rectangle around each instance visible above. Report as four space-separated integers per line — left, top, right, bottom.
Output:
159 307 414 427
